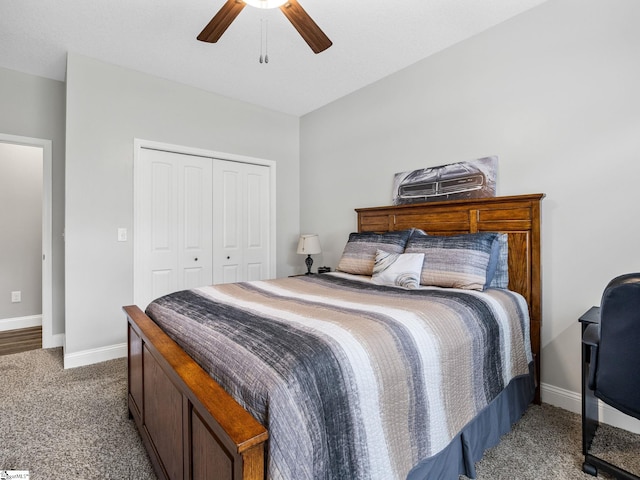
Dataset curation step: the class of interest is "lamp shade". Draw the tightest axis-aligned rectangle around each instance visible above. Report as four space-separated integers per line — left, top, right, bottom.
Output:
297 234 321 255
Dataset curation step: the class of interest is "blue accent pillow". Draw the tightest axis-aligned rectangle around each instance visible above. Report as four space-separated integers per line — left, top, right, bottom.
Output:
488 233 509 289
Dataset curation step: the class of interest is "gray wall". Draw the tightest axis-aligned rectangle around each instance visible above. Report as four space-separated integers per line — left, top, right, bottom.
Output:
300 0 640 401
0 143 42 319
64 53 300 359
0 67 66 335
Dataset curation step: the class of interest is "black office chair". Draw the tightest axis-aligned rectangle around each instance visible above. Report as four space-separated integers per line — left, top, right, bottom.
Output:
582 273 640 479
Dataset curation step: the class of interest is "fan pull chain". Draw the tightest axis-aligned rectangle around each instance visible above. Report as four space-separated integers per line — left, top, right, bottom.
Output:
259 19 269 64
264 18 269 63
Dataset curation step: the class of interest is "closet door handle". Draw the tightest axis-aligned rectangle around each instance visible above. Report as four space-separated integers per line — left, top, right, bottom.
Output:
194 257 198 261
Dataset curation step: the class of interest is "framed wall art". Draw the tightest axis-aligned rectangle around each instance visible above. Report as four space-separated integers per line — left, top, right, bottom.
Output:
392 156 497 205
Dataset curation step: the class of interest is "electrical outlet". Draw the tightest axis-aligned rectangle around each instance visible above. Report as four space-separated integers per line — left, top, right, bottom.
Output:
11 291 21 303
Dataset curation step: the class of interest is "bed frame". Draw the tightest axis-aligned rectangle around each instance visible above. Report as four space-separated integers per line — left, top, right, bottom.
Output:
124 193 544 480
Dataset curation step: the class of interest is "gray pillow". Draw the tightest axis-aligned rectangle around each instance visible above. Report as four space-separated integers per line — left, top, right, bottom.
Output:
405 232 501 290
337 230 413 276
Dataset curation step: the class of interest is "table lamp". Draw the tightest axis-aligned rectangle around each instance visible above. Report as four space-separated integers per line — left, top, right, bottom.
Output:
296 234 321 275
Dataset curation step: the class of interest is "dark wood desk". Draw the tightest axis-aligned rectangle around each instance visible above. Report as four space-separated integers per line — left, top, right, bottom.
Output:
580 306 600 476
579 306 600 327
579 305 639 479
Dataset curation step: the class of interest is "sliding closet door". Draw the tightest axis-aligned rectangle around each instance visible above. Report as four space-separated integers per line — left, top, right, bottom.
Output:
212 160 271 284
135 148 213 309
135 146 274 307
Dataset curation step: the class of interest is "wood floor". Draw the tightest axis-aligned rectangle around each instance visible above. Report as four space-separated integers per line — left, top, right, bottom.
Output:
0 326 42 356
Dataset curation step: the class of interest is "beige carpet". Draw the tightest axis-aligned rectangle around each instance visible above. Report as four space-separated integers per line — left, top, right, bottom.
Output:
1 347 638 479
473 402 639 479
0 348 156 479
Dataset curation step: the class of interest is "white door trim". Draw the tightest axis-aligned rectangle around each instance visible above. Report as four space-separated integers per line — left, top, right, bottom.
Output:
133 138 277 306
0 133 55 347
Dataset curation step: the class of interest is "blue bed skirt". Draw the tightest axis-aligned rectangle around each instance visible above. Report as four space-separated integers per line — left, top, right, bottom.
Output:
407 364 536 480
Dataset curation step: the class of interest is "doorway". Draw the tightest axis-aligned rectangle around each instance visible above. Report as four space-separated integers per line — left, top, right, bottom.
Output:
0 134 53 348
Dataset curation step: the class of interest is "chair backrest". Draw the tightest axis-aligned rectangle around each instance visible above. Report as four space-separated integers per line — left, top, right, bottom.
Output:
596 273 640 420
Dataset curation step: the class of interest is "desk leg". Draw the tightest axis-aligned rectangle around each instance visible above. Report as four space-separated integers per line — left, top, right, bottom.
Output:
582 336 599 460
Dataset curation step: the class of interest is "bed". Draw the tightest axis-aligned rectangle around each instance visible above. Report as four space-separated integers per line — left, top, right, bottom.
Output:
125 193 544 480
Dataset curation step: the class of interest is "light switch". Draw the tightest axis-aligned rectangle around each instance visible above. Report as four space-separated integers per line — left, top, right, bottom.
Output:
117 228 127 242
11 291 21 303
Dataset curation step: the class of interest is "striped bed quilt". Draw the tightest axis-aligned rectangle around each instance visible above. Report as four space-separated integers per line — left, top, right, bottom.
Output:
145 272 533 480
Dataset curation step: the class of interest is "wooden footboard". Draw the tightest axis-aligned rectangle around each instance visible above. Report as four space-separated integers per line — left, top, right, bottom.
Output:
125 305 268 480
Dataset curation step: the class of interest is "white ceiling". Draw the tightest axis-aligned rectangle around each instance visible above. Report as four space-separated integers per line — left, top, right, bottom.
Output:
0 0 549 116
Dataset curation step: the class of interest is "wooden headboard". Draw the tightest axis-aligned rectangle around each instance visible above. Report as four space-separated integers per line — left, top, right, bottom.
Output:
356 193 544 403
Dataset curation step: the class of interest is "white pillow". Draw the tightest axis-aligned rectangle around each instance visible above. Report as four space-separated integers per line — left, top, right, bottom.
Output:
371 249 425 289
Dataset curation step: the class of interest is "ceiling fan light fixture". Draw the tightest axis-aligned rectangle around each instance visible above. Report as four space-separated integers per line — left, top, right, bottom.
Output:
198 0 331 54
243 0 287 9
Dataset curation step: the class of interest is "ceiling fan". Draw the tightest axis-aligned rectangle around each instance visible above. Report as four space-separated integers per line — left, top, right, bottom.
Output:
197 0 332 54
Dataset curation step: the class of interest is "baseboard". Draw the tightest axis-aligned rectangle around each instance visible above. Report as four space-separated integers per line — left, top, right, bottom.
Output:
63 342 127 369
43 332 64 349
0 314 42 332
542 382 640 434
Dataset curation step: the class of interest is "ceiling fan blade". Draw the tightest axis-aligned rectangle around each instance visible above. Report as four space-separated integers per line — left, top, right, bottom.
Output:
197 0 246 43
279 0 332 54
